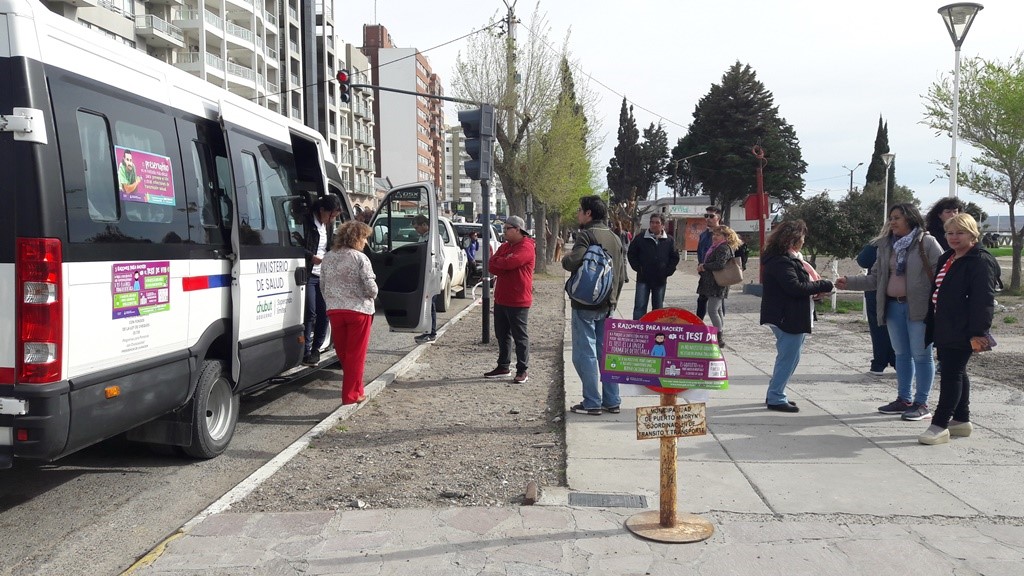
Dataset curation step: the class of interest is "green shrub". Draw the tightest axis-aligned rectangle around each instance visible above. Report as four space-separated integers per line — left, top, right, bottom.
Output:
1004 316 1019 325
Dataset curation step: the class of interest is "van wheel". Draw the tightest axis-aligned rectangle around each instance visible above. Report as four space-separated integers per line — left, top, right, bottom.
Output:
436 273 452 312
182 359 239 459
455 269 467 299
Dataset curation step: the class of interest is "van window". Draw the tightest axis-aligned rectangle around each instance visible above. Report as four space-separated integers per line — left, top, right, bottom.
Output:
76 111 118 223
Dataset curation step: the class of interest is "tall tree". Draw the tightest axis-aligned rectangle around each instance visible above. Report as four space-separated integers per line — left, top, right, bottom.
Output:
923 53 1024 289
863 117 895 194
671 62 807 219
606 98 642 206
528 57 594 271
451 7 601 222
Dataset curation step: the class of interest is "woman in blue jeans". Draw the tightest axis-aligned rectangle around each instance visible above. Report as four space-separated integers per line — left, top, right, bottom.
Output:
759 220 834 413
837 204 944 422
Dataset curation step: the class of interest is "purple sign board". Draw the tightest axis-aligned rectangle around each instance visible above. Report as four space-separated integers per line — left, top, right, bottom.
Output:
115 146 175 206
601 319 728 390
112 261 171 319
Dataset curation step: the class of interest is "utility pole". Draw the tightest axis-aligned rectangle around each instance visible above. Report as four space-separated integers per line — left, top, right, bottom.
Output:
503 0 519 224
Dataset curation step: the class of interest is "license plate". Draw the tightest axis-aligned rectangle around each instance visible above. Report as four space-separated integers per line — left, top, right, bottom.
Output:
0 398 28 416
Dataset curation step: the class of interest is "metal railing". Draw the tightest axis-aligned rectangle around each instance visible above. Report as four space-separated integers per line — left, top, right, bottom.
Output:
135 15 185 43
203 9 223 30
225 21 253 43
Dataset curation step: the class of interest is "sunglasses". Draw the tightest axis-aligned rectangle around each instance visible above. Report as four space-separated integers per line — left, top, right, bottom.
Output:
703 214 717 218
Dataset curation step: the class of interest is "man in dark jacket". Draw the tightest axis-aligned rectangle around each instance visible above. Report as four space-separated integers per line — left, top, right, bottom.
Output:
627 213 679 320
562 195 626 416
294 194 342 366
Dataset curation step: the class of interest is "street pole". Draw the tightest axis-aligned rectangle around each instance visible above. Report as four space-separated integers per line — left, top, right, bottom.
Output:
938 3 984 198
949 44 962 198
753 145 768 283
842 162 863 194
881 153 895 227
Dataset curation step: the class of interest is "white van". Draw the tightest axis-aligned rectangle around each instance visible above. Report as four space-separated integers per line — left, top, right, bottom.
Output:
0 0 438 468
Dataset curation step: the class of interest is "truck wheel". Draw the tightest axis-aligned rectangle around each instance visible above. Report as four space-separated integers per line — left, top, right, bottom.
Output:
182 359 239 459
436 272 452 312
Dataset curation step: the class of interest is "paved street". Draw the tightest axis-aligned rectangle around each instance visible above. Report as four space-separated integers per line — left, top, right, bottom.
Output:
131 269 1024 575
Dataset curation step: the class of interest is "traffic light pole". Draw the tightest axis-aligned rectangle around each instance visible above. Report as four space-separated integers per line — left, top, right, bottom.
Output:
481 178 492 344
349 84 482 107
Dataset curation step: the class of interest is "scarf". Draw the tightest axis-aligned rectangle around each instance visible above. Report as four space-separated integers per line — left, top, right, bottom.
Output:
891 227 918 276
704 240 725 263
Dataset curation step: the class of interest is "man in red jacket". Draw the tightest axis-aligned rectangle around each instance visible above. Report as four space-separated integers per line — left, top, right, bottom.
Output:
484 215 536 383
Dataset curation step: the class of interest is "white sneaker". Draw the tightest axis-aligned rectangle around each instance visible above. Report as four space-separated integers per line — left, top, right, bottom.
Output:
918 426 950 445
948 421 973 437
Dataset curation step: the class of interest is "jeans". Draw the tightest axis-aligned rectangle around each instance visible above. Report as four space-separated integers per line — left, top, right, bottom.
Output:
707 296 725 336
884 300 934 405
931 347 973 428
571 308 619 410
864 291 895 371
696 294 724 321
632 282 666 320
494 304 530 373
303 275 327 355
766 325 807 405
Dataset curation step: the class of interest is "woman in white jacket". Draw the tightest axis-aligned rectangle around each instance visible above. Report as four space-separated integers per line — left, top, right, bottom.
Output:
837 203 943 422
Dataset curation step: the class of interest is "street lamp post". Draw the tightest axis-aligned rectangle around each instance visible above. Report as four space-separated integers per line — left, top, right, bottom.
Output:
671 151 708 205
842 162 864 193
938 2 984 198
880 153 895 226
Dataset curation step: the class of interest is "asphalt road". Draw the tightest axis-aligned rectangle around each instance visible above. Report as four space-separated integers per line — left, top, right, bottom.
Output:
0 296 477 576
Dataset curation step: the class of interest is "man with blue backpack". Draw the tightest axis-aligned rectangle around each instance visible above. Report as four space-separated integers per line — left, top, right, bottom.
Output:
562 195 627 416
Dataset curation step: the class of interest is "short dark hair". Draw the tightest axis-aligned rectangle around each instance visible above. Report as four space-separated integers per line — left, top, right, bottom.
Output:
706 206 722 215
413 214 429 227
649 214 664 225
579 195 607 221
312 194 342 214
925 197 966 227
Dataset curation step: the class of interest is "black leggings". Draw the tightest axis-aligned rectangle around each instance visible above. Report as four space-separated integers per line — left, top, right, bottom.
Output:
931 347 973 428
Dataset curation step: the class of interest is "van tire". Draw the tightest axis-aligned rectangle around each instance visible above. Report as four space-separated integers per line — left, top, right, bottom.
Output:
182 359 239 459
436 272 452 312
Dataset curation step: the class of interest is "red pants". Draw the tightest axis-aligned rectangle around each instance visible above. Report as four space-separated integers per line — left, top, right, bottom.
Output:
327 309 373 405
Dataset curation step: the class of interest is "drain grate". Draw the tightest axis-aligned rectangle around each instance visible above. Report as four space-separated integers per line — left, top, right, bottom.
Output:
568 492 648 508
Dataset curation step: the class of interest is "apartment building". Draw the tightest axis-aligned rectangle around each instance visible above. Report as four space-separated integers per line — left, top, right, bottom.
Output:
444 125 506 221
362 24 445 197
42 0 378 207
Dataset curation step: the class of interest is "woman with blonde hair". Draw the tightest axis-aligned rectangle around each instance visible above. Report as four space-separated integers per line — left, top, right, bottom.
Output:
919 213 996 444
696 225 740 347
321 220 377 405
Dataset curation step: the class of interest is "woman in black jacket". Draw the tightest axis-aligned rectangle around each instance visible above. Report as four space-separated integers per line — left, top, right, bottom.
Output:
919 213 995 445
296 194 343 366
759 220 834 413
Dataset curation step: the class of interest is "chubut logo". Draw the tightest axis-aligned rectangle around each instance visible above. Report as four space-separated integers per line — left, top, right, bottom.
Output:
256 301 273 313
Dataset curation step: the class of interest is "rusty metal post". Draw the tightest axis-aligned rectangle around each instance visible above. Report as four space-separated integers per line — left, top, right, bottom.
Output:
659 392 678 527
752 145 768 283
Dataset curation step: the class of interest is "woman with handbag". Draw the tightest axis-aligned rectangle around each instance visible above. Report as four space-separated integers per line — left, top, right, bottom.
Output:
696 225 740 347
760 220 834 413
836 203 944 422
918 213 996 445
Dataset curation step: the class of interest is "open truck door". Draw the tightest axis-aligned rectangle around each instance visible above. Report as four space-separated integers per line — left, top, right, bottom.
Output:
366 183 439 332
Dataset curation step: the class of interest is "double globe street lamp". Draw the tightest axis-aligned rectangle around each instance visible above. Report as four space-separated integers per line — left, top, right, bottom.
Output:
937 3 984 199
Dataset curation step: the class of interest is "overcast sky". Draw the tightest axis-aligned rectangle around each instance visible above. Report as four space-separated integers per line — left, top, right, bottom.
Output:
340 0 1023 217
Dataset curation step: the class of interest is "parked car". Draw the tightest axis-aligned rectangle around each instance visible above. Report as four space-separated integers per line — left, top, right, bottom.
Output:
452 222 501 262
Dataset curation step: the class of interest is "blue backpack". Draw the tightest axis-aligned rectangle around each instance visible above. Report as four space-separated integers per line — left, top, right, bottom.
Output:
565 235 614 306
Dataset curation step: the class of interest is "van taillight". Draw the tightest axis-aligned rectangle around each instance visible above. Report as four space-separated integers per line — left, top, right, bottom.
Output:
15 238 63 384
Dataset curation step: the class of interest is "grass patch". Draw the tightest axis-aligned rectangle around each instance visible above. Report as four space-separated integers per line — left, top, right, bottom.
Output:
989 247 1013 257
1005 316 1019 325
816 298 863 315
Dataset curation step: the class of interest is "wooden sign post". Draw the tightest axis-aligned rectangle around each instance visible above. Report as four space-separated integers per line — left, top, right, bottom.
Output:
608 308 719 544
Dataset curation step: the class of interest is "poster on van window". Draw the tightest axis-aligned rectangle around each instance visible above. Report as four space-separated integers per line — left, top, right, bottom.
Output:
112 261 171 319
115 146 175 206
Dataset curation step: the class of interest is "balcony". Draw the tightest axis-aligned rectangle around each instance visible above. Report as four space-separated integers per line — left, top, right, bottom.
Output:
146 0 183 5
135 14 185 48
204 9 223 32
50 0 98 7
225 20 254 46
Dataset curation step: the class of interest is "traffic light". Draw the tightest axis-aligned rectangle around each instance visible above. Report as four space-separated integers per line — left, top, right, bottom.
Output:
458 104 495 181
336 69 351 103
